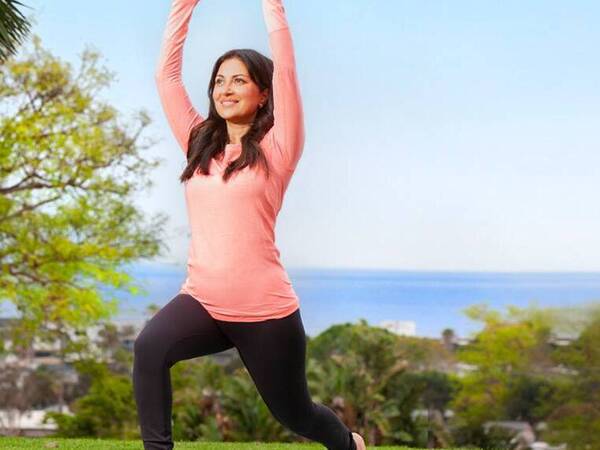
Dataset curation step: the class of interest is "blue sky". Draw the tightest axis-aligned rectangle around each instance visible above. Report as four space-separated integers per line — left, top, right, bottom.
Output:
17 0 600 272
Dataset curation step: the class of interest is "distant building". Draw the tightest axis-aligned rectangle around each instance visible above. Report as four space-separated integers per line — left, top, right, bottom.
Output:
0 406 69 437
454 337 473 346
452 362 478 377
548 332 578 347
379 320 416 336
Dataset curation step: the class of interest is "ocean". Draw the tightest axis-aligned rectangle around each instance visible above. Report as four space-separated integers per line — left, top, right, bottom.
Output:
107 262 600 339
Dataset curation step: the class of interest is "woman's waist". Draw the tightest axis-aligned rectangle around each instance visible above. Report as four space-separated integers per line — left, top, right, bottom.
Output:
185 258 292 288
187 238 284 274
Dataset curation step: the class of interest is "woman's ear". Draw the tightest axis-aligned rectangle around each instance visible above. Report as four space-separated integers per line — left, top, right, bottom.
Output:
261 88 269 104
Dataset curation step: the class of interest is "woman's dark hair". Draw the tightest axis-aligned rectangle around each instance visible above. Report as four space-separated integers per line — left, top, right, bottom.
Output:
179 49 274 183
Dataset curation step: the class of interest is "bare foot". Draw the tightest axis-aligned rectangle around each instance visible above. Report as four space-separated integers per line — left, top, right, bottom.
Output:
352 431 366 450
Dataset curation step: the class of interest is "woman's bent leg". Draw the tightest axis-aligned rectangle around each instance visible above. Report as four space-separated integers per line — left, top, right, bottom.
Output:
216 309 357 450
132 293 234 450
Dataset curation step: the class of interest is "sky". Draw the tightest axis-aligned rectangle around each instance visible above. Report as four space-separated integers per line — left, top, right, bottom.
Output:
15 0 600 272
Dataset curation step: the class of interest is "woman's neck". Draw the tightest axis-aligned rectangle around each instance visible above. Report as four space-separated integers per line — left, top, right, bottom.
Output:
226 120 252 144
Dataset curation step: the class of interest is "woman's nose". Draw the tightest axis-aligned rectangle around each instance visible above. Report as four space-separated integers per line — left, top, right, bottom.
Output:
224 81 235 93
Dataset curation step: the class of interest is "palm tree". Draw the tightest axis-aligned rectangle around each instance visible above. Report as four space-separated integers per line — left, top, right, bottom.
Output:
441 328 456 352
0 0 32 62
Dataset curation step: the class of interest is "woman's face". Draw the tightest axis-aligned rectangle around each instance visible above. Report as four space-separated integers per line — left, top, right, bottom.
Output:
212 58 268 123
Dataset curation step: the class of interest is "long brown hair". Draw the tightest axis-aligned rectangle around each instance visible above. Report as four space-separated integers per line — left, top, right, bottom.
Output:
179 49 274 183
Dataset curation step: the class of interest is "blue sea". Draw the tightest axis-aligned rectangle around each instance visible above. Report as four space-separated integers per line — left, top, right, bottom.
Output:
107 263 600 339
2 262 598 338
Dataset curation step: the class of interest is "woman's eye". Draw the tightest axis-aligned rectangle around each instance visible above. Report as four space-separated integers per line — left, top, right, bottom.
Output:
215 78 244 86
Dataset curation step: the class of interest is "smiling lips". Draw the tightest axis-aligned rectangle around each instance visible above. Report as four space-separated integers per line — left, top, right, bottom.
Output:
221 100 239 107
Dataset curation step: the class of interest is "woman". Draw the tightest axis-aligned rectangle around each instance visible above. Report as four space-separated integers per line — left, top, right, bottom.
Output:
133 1 366 449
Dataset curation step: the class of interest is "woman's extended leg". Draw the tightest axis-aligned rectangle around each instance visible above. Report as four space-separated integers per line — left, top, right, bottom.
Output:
215 309 357 450
132 293 235 450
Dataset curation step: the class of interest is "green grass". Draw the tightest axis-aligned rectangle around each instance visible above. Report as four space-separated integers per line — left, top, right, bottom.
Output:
0 437 480 449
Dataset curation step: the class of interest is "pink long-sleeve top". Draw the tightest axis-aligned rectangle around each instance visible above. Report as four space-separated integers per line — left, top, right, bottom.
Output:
155 0 305 321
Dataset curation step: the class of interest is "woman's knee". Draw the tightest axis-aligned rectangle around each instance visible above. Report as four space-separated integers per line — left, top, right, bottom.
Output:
133 326 165 367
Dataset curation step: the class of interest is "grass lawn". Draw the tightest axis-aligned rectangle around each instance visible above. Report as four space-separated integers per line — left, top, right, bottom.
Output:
0 437 482 449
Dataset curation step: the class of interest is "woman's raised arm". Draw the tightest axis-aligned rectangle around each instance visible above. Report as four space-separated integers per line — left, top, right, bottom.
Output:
155 0 204 156
262 0 305 172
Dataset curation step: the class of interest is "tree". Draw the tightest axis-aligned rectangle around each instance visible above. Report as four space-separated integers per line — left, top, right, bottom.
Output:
44 359 139 439
96 321 135 374
0 34 169 356
307 319 422 446
0 0 32 62
441 327 456 352
545 305 600 449
219 366 293 444
415 370 457 447
449 304 557 447
0 34 169 433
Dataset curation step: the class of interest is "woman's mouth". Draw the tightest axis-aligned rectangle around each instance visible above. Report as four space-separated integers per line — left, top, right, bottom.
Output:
221 100 239 107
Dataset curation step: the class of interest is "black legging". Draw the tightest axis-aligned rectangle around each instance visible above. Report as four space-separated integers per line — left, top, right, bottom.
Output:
133 293 357 450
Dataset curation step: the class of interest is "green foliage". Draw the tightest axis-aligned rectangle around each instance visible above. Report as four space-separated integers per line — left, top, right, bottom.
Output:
449 304 553 446
543 307 600 450
11 302 599 449
306 318 454 446
0 33 168 355
170 359 229 442
0 0 32 62
220 368 292 443
504 374 557 422
449 302 600 449
43 359 138 439
168 357 295 444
